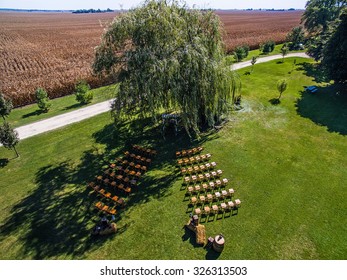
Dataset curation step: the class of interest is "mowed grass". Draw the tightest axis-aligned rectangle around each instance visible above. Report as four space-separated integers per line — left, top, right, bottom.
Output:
226 43 306 63
0 57 346 259
7 84 119 128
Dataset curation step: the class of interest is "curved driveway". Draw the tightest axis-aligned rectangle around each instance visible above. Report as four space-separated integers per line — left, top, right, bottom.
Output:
12 52 310 142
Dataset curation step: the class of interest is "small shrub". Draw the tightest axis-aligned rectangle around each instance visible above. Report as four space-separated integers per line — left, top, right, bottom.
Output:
233 45 249 62
35 88 51 112
262 40 275 53
242 44 250 57
0 92 13 120
75 80 92 104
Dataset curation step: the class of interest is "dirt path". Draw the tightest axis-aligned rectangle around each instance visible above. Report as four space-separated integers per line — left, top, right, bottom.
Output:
11 53 309 142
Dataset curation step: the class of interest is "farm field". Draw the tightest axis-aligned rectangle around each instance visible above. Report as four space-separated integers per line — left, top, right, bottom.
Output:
0 57 346 260
0 10 302 107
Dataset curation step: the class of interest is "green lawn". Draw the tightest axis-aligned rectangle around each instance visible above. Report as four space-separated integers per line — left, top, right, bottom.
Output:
7 84 119 128
0 57 346 260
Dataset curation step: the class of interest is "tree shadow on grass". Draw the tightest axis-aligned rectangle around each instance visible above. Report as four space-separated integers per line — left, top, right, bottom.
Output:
269 98 281 105
0 161 102 259
22 109 43 119
0 158 9 168
64 103 85 110
296 62 330 83
296 84 347 136
0 115 222 259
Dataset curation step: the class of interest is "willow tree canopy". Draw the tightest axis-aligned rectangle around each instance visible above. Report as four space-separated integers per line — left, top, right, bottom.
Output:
93 0 240 137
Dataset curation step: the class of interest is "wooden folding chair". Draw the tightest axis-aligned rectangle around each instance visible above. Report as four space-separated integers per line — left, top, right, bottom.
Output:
204 206 211 215
98 188 106 195
187 186 194 195
234 199 241 208
107 208 117 215
194 208 202 216
104 192 112 198
95 201 103 210
194 185 201 193
202 183 208 192
199 164 206 172
212 204 219 214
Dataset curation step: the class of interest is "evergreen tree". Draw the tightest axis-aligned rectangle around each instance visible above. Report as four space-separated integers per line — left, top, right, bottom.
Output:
0 122 19 157
0 93 13 120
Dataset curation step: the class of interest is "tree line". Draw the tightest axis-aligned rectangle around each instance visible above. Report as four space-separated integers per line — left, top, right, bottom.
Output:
72 8 113 14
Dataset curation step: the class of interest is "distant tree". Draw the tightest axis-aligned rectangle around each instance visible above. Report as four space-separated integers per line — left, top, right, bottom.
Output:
286 26 305 50
251 56 257 73
262 40 275 53
242 44 250 57
0 93 13 120
233 45 250 62
322 9 347 83
233 46 246 62
277 79 288 100
0 122 19 157
75 80 93 104
35 88 51 112
281 44 289 62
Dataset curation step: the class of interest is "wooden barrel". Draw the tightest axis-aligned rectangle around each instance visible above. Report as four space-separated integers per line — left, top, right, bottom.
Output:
212 234 225 252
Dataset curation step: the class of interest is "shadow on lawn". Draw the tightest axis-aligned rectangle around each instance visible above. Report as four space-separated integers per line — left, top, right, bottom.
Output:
296 62 330 83
0 116 220 259
296 84 347 136
0 158 9 168
22 109 43 119
0 161 104 259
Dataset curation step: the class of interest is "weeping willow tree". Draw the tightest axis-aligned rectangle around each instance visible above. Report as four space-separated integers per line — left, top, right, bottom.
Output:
93 0 241 137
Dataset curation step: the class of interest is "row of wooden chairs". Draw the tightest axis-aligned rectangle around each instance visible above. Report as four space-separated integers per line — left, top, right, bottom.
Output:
185 178 229 190
190 189 235 204
177 153 212 166
181 162 217 174
183 170 223 184
111 161 148 173
193 199 241 216
123 151 152 165
89 182 129 201
176 146 203 158
95 201 117 215
132 145 157 157
96 173 138 187
104 167 142 180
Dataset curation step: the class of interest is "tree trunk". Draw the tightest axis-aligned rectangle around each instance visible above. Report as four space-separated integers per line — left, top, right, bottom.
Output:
13 146 19 158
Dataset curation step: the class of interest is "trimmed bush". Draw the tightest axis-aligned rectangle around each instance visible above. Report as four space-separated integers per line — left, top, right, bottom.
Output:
262 40 275 53
233 45 250 62
75 80 93 104
35 88 51 112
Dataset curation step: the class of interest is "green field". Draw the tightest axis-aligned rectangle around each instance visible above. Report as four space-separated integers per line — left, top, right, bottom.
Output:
0 57 346 259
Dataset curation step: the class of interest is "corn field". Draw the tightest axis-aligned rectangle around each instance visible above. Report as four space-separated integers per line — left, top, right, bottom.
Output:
0 10 302 107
